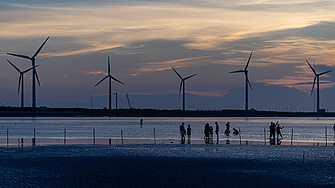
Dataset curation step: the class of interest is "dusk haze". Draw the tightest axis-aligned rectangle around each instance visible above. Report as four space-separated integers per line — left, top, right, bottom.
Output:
1 1 335 111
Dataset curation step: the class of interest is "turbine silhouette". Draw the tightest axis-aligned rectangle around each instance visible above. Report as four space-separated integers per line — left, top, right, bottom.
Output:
7 37 49 110
229 51 253 111
94 56 125 110
6 59 39 108
306 60 332 113
172 67 197 111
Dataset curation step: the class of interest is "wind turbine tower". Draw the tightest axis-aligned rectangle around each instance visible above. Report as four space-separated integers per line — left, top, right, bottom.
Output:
7 37 49 110
113 90 118 110
6 59 38 108
94 56 125 110
305 60 332 113
229 51 253 111
172 68 197 111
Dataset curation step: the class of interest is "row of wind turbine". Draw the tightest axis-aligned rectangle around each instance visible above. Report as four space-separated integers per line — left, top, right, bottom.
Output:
5 38 332 112
7 37 49 110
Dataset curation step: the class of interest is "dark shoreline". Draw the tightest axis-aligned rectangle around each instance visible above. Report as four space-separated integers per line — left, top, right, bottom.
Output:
0 106 334 117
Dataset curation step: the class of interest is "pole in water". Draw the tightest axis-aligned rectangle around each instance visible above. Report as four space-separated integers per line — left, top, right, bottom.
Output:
303 150 305 164
153 128 156 144
64 128 66 145
33 127 36 146
264 128 266 145
6 129 8 146
121 130 124 144
325 125 327 146
93 128 95 145
291 129 293 146
239 127 241 144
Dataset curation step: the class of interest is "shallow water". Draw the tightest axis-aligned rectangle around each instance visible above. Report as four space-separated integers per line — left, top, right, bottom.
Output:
0 117 334 145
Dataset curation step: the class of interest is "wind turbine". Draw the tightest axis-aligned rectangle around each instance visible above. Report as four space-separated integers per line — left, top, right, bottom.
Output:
229 51 253 111
94 56 125 110
7 37 49 110
172 67 197 111
306 60 332 113
6 59 39 108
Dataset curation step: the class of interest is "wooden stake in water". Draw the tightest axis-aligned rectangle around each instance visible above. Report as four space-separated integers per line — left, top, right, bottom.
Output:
325 125 327 146
93 128 95 145
154 128 156 144
32 127 36 146
64 128 66 145
291 129 293 146
6 129 8 146
121 130 123 144
239 127 241 144
264 128 266 145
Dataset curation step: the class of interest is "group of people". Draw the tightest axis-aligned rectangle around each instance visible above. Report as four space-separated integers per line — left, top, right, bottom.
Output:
203 122 220 141
179 122 191 143
179 121 239 144
269 121 284 140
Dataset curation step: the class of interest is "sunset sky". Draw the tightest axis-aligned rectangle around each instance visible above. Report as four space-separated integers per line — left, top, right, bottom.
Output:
1 0 335 111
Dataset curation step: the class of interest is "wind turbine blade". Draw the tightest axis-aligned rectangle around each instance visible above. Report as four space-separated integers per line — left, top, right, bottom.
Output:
172 67 182 80
319 70 332 76
246 76 253 90
178 81 183 98
111 76 125 85
6 59 21 73
7 53 31 60
22 65 38 74
17 74 22 95
306 60 317 75
35 70 41 87
32 37 49 58
311 76 316 95
108 56 110 75
94 76 108 87
229 70 244 73
244 51 253 71
184 73 197 80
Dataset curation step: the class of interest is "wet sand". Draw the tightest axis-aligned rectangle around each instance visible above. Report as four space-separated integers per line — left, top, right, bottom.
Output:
0 144 334 187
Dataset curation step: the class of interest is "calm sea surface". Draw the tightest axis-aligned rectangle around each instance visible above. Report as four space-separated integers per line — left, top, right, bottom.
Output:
0 117 334 144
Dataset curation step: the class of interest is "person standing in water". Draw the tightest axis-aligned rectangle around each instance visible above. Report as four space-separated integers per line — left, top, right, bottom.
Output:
204 123 210 141
215 122 219 143
187 125 191 144
225 122 231 135
276 123 284 139
180 122 186 143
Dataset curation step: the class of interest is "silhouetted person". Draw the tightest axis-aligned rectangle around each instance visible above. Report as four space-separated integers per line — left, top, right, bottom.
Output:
140 118 143 128
215 122 219 143
204 123 210 141
180 122 186 143
233 128 239 135
187 125 191 144
269 122 277 139
225 122 231 135
276 124 284 139
209 126 213 138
